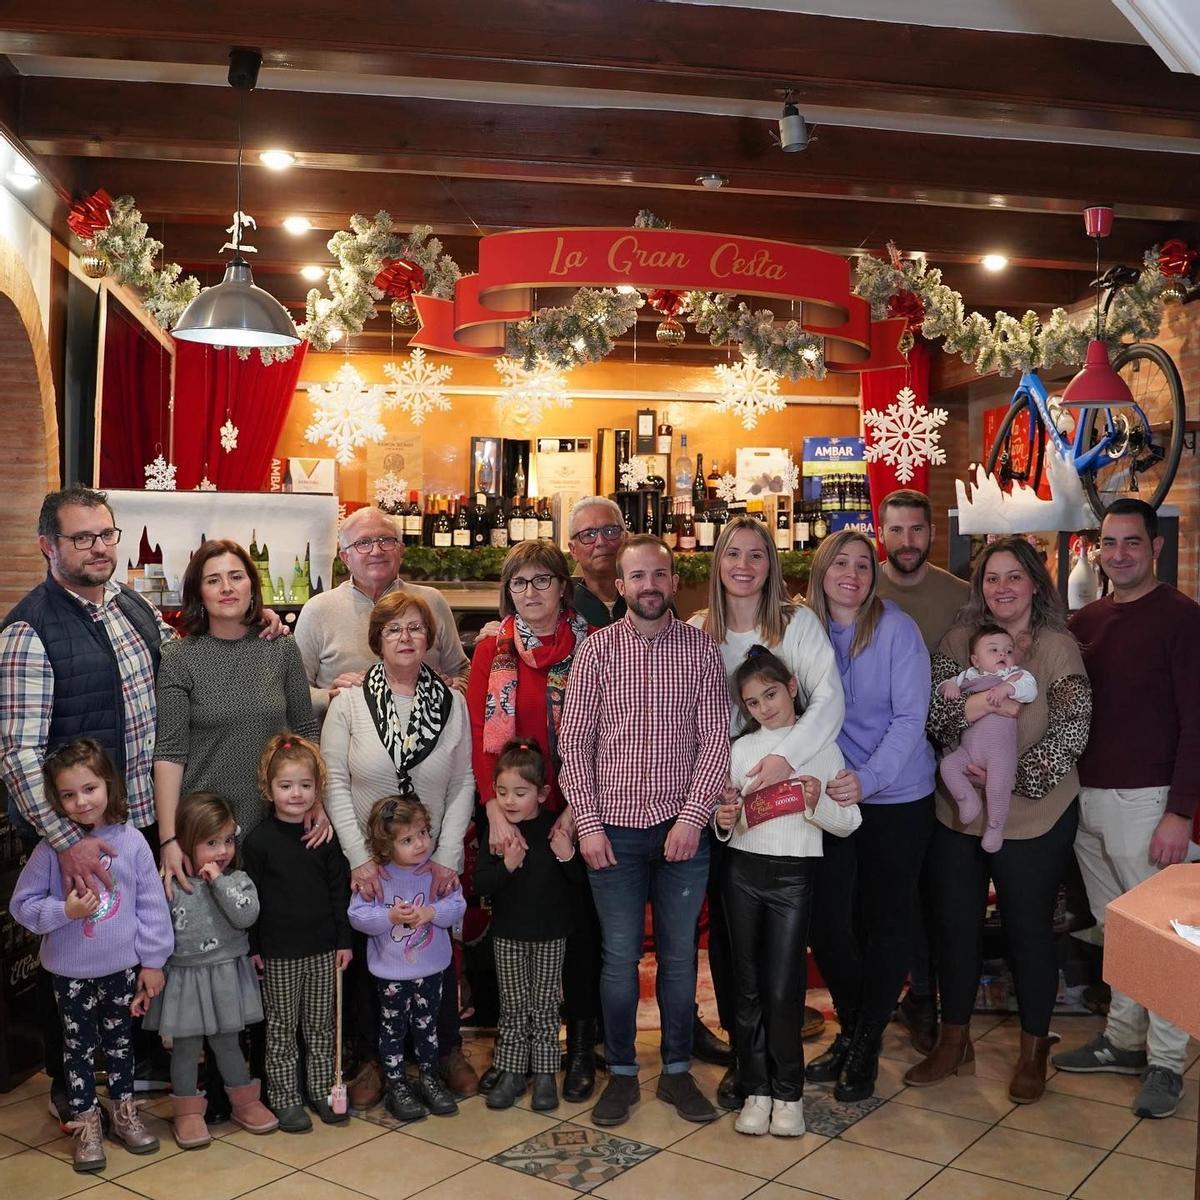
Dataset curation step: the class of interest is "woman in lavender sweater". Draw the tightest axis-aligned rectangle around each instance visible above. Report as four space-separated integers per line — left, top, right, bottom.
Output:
801 530 935 1103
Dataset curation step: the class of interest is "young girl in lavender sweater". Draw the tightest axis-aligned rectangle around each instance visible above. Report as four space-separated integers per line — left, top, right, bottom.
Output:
348 792 466 1124
11 739 173 1173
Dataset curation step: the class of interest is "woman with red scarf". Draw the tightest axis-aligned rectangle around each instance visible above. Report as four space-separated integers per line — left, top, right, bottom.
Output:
467 541 600 1101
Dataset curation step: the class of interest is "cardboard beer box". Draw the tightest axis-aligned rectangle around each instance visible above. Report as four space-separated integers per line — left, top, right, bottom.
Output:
831 511 877 539
801 436 866 502
284 457 338 495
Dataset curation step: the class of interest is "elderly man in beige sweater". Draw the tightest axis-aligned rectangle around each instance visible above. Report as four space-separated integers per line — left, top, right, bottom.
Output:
295 507 470 720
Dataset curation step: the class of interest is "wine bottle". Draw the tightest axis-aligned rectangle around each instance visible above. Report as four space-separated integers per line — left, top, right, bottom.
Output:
674 433 694 495
793 499 811 551
452 496 471 547
692 452 706 509
678 505 697 552
662 499 678 549
696 503 715 550
403 491 422 546
471 493 489 548
432 501 452 548
656 422 673 456
537 498 554 541
641 489 659 537
523 496 540 542
508 496 525 544
489 503 509 548
774 502 791 552
706 458 721 502
512 457 527 503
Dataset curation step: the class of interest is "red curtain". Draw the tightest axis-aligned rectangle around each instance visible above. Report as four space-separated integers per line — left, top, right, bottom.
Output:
98 300 172 489
861 339 932 551
171 341 309 491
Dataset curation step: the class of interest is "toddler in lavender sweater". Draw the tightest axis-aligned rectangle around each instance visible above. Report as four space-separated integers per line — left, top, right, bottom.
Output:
11 740 173 1173
348 793 466 1124
938 624 1038 852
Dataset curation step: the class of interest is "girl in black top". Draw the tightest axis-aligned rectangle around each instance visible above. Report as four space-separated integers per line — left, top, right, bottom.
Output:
473 738 579 1112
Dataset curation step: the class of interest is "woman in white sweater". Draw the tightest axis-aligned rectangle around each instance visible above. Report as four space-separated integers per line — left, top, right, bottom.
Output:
321 591 474 1100
716 646 860 1138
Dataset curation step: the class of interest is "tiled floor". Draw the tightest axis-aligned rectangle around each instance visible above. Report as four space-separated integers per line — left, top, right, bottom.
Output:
2 1010 1196 1200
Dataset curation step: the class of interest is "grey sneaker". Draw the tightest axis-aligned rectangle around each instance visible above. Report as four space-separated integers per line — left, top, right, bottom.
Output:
1051 1034 1147 1075
1133 1066 1183 1118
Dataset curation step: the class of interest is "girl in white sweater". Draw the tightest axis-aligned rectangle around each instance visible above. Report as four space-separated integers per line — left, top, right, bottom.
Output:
716 646 860 1138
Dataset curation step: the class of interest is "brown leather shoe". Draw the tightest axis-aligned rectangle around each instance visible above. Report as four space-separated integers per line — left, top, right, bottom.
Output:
1009 1031 1052 1104
347 1059 384 1110
440 1048 480 1098
801 1006 826 1040
903 1022 975 1088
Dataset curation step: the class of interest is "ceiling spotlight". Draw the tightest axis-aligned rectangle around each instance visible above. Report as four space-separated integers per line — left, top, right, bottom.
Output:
259 148 296 171
300 265 326 282
982 254 1009 272
696 173 727 190
282 215 313 235
778 97 810 153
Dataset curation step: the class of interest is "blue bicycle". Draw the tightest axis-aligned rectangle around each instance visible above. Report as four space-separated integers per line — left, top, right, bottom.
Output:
985 266 1186 514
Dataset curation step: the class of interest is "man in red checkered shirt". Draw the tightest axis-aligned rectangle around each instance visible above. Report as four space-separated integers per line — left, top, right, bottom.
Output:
559 535 730 1128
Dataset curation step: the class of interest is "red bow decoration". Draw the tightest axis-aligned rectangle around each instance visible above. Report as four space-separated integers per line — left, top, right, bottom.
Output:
66 188 113 243
1157 239 1198 279
373 257 426 301
886 288 926 333
646 289 684 317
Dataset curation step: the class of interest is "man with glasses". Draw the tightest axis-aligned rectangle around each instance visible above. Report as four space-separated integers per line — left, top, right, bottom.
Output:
295 506 469 719
567 497 630 627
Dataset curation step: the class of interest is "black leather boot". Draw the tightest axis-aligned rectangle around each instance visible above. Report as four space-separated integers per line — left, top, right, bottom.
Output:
691 1016 734 1067
484 1070 527 1110
416 1067 459 1116
716 1064 743 1111
805 1011 857 1085
563 1019 597 1102
530 1072 559 1111
835 1018 886 1103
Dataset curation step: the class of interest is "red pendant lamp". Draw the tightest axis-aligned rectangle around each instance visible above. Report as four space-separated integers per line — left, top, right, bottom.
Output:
1060 206 1134 409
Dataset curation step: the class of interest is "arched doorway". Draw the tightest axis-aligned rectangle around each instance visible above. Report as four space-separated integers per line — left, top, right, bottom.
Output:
0 240 59 612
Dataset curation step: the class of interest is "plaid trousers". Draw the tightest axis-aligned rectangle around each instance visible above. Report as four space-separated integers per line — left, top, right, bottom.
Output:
261 952 336 1109
492 936 566 1074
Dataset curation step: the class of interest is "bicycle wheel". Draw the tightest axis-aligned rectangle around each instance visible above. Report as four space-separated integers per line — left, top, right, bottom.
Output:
1080 342 1184 514
985 395 1046 493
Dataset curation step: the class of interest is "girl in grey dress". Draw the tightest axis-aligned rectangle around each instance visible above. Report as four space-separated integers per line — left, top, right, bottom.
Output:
147 793 278 1148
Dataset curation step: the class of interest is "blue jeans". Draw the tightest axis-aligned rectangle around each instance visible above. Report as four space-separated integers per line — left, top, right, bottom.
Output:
587 820 710 1076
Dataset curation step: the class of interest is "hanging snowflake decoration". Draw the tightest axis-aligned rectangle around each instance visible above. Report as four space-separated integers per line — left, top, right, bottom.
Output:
194 475 217 492
862 386 949 485
304 363 388 465
618 456 651 491
782 457 801 494
382 348 453 426
712 356 786 429
715 472 738 504
494 356 572 427
374 471 409 512
143 453 177 491
219 418 239 453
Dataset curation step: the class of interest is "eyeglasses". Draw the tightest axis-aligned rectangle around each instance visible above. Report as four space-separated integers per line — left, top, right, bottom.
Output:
508 573 557 594
56 527 121 550
347 535 400 553
381 622 428 641
571 524 623 545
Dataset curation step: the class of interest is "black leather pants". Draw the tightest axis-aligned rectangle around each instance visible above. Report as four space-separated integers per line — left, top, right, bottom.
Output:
722 848 815 1101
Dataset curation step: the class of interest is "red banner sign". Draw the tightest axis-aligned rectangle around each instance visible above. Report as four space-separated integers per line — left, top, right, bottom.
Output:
409 226 906 372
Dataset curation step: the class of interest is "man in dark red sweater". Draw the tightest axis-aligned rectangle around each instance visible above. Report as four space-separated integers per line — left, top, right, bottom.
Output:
1053 499 1200 1119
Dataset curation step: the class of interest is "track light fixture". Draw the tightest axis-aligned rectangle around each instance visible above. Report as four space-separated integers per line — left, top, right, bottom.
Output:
778 91 810 153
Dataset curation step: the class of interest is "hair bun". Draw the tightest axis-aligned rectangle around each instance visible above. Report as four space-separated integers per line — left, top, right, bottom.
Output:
746 644 771 659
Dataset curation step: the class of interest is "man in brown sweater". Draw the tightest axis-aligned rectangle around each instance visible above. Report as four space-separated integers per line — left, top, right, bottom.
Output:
1053 499 1200 1119
875 488 969 1054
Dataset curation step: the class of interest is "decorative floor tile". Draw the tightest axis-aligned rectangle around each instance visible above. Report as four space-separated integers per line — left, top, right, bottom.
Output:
800 1086 886 1137
491 1121 658 1192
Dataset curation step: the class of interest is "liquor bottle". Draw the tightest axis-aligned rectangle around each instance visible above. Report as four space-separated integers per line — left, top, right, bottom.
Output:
696 504 715 550
656 422 673 456
692 452 706 509
432 501 452 548
489 502 509 549
508 496 525 544
452 496 471 547
512 457 527 504
400 491 418 546
640 488 659 537
523 496 540 542
706 458 721 502
471 493 489 548
812 508 829 543
678 505 697 552
537 498 554 541
774 502 791 552
674 433 694 495
662 499 678 549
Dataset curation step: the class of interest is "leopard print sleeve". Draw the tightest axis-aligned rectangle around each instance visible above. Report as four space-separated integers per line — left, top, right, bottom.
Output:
927 651 968 747
1015 673 1091 800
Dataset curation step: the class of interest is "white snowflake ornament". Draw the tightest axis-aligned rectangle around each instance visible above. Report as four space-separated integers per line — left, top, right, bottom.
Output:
712 356 785 430
194 475 217 491
304 363 388 465
619 456 651 491
782 458 801 493
863 386 948 485
495 356 572 427
715 472 738 503
374 471 409 511
219 418 239 453
143 454 177 491
383 348 453 426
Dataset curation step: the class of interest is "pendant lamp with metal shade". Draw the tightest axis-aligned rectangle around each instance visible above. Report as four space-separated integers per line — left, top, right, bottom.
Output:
1060 206 1134 409
172 49 301 349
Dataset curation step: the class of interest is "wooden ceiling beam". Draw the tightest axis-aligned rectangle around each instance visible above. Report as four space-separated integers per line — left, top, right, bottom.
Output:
22 78 1200 223
6 1 1200 141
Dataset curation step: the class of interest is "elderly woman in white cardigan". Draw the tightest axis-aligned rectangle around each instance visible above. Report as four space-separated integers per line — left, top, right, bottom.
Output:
321 589 477 1101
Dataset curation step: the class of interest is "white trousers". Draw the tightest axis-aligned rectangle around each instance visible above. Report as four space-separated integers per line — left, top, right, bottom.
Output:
1076 786 1190 1073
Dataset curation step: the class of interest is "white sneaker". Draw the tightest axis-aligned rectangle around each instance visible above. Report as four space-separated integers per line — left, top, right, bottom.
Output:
770 1098 806 1137
734 1094 772 1135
